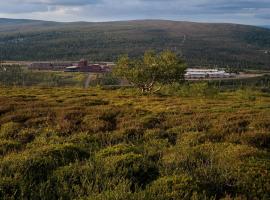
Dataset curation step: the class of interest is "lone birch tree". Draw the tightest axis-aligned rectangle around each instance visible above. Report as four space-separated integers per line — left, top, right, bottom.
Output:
114 50 187 93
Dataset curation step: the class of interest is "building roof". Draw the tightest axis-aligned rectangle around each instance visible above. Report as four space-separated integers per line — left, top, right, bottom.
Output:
66 66 79 69
186 68 219 72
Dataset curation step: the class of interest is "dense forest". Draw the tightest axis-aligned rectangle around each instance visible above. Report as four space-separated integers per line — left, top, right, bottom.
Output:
0 19 270 69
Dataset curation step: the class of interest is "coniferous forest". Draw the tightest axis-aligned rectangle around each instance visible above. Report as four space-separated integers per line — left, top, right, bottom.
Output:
1 19 270 69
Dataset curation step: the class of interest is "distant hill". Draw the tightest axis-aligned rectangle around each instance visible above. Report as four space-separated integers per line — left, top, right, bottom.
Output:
260 25 270 29
0 18 270 69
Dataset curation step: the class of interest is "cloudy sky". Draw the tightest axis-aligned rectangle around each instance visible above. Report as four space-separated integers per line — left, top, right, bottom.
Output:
0 0 269 25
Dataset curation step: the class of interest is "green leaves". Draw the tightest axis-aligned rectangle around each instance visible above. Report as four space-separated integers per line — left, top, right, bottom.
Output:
114 50 187 93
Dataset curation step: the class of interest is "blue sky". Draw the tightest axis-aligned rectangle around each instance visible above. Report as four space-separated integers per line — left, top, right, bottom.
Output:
0 0 269 25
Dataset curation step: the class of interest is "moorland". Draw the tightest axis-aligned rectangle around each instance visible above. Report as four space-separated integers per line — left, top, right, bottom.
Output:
0 84 269 199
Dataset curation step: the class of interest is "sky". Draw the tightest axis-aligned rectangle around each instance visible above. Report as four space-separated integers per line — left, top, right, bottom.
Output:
0 0 269 25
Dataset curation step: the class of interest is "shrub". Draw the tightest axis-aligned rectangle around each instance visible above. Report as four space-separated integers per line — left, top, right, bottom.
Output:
144 174 200 199
214 116 250 135
96 144 139 158
69 132 101 151
56 110 85 135
163 142 261 198
96 144 159 188
46 161 97 199
17 128 37 144
236 89 257 101
241 131 270 149
0 112 31 124
0 122 22 139
139 114 164 129
0 177 20 200
86 179 133 200
84 99 109 106
144 129 177 145
0 144 90 199
236 157 270 200
253 117 270 131
0 140 21 156
82 115 111 133
82 108 122 133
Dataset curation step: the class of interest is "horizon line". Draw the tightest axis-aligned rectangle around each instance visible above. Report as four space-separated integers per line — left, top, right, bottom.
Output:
0 17 269 27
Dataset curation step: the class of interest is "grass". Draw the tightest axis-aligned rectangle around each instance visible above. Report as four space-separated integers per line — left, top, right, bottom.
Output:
0 65 89 87
0 86 269 199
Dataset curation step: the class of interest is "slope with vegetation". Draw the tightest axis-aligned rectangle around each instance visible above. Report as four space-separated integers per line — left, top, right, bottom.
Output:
0 85 269 199
0 19 270 69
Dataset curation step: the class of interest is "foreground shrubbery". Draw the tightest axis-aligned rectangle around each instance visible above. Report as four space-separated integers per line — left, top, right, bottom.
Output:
0 65 87 87
0 86 269 199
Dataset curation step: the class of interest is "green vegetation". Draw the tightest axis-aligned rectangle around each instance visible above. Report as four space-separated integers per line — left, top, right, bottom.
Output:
114 50 186 92
0 65 89 87
0 85 269 199
1 19 270 69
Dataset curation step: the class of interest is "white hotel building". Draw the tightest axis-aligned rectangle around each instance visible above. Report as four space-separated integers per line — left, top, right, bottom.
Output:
185 68 235 79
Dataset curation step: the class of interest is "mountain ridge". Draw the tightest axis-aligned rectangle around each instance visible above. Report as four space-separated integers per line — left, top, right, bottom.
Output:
0 18 269 69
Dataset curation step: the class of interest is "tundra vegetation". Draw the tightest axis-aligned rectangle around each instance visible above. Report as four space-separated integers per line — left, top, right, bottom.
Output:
0 83 269 199
0 54 270 199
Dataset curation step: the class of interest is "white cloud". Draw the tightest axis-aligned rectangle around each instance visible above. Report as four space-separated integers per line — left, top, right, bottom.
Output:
0 0 269 25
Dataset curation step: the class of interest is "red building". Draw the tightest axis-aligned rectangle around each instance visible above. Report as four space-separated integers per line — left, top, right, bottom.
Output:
79 64 111 73
65 59 112 73
78 59 88 68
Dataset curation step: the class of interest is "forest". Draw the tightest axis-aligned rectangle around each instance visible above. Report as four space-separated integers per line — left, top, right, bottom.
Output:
1 19 270 69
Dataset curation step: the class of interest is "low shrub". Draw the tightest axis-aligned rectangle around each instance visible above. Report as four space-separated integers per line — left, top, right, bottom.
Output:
17 128 37 144
0 144 90 199
82 115 111 133
0 122 22 139
96 144 139 158
56 110 86 135
96 144 159 188
0 177 20 200
143 174 200 200
241 131 270 149
46 161 97 199
0 87 269 199
163 142 262 198
0 140 21 156
139 113 164 129
84 99 109 106
144 129 177 145
214 116 250 135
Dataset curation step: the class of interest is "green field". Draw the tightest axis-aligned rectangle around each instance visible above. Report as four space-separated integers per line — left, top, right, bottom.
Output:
0 86 269 199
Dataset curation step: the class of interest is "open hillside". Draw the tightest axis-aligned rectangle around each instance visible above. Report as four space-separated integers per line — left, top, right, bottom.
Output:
0 18 270 69
0 86 269 199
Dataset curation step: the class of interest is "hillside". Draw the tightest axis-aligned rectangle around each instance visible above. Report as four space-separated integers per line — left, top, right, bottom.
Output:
0 86 269 199
261 25 270 29
0 18 270 69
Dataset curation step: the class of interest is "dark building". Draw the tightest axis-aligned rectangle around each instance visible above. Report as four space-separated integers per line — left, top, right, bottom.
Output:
79 64 111 73
78 59 88 68
28 63 53 70
29 62 74 71
65 60 112 73
28 59 112 73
